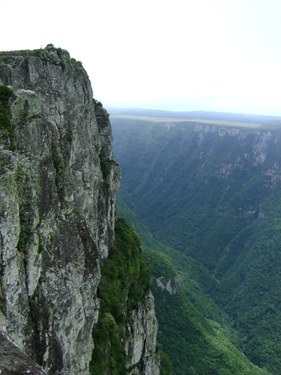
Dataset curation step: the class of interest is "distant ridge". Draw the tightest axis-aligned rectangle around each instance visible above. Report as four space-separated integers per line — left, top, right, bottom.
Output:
108 107 281 127
108 106 281 120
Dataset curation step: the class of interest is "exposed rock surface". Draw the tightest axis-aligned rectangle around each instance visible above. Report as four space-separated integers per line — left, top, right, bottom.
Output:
155 277 176 295
0 332 46 375
125 293 160 375
0 46 159 374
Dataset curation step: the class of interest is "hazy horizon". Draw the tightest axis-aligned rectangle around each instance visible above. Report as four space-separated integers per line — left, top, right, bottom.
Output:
107 104 281 118
2 0 281 117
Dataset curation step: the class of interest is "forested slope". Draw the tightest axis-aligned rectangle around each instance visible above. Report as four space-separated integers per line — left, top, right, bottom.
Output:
112 112 281 374
117 201 269 375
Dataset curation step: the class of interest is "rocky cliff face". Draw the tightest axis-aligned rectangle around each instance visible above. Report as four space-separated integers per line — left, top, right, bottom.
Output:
125 292 159 375
0 46 159 375
0 331 46 375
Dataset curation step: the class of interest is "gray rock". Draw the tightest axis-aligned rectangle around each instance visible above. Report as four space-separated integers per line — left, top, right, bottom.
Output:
125 292 160 375
0 45 160 375
0 46 116 374
0 46 160 375
0 331 45 375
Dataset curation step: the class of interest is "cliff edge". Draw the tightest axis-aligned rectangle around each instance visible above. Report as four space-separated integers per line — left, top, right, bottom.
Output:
0 45 159 375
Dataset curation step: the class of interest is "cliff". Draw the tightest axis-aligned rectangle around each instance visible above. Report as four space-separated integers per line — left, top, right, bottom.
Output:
111 113 281 374
0 46 159 374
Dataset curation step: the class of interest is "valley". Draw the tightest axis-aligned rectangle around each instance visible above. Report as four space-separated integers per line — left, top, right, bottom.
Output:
111 109 281 374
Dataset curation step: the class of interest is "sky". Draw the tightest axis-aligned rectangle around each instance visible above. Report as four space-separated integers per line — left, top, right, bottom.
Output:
1 0 281 115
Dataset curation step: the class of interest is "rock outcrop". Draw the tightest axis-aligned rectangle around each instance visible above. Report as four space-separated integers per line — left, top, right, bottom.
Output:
0 46 159 375
0 332 46 375
155 277 176 295
125 292 159 375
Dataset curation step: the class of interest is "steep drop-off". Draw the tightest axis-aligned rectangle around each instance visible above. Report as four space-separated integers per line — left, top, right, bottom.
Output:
0 47 159 375
112 113 281 374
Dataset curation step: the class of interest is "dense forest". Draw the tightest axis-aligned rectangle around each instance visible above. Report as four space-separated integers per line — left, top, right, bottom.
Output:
111 110 281 374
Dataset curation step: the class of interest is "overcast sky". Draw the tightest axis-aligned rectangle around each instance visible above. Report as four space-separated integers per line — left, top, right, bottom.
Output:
2 0 281 115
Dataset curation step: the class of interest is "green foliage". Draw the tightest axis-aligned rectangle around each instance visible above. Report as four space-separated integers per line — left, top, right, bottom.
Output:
153 254 268 375
143 247 176 281
50 142 65 202
66 127 73 143
93 98 103 108
0 85 12 104
117 199 269 374
16 228 32 252
99 150 109 181
0 85 14 150
112 118 271 268
51 142 65 172
18 98 29 124
159 351 173 375
112 115 281 374
215 223 281 374
90 218 151 374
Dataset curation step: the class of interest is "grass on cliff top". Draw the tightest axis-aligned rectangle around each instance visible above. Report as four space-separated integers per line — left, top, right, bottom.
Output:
0 48 43 57
0 44 58 56
0 44 81 66
110 114 262 129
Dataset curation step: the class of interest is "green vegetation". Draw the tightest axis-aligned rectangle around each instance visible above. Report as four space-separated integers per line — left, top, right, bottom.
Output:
118 201 269 375
153 281 268 375
99 150 109 181
90 218 151 374
0 48 43 59
93 98 103 108
19 98 29 124
159 351 173 375
0 85 14 149
16 228 32 252
50 142 66 203
0 45 80 70
112 112 281 374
